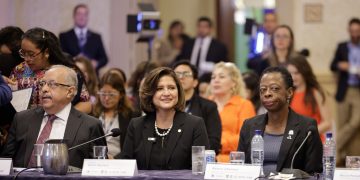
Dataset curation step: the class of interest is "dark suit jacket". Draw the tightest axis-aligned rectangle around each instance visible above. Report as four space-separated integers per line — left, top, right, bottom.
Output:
238 109 323 174
187 94 221 154
1 106 107 168
59 29 108 72
119 111 210 170
176 38 228 63
330 42 360 102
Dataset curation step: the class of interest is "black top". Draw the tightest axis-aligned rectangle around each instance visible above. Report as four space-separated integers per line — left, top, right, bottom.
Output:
119 111 210 170
238 108 323 174
149 128 170 170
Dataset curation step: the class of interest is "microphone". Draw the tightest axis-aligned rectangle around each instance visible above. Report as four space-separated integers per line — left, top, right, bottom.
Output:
68 128 120 151
280 126 316 179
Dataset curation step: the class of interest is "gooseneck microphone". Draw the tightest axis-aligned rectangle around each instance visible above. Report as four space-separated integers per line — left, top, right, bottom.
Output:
68 128 121 151
281 125 317 178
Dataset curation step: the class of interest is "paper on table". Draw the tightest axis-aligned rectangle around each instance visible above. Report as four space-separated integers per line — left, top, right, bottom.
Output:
11 88 33 112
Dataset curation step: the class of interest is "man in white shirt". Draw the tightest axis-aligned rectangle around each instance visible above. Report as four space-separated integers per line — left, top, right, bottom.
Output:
1 65 106 168
176 16 228 77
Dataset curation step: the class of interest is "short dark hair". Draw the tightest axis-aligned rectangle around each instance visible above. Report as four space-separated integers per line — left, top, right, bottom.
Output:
73 4 88 16
172 60 198 79
260 66 294 89
0 26 24 53
349 18 360 26
139 67 185 114
198 16 212 27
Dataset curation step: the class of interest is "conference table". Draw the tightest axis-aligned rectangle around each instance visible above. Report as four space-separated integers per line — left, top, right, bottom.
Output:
0 170 320 180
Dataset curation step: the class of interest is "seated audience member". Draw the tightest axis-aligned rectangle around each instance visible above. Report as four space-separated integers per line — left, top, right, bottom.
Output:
256 25 301 75
128 61 160 113
74 55 99 104
242 71 266 115
172 61 221 154
119 67 209 170
0 73 12 106
93 71 135 159
0 26 24 77
9 27 91 113
210 62 256 162
152 20 190 66
198 72 212 98
1 65 106 168
238 67 323 175
287 56 332 141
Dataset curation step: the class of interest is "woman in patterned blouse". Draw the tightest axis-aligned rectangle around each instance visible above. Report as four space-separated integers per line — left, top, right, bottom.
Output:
9 27 91 113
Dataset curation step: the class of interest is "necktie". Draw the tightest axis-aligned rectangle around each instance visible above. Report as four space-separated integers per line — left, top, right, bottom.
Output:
196 39 203 68
27 114 57 168
78 30 86 51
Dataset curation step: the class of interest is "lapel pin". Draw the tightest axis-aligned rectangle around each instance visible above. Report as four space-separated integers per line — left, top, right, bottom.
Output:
178 129 182 133
148 137 156 142
287 135 292 140
289 130 294 135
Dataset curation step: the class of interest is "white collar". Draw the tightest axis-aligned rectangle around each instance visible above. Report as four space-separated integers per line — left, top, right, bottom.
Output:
74 27 88 36
44 103 72 122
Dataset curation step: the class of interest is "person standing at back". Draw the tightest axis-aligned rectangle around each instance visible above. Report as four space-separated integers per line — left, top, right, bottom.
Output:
59 4 108 74
330 18 360 166
176 17 228 76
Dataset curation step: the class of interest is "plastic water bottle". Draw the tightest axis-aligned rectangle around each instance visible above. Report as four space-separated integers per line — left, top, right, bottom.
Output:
251 130 264 165
323 132 336 180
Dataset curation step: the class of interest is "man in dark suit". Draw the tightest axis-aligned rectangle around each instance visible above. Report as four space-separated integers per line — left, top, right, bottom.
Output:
330 18 360 166
1 65 106 168
172 61 221 154
59 4 108 74
176 16 228 77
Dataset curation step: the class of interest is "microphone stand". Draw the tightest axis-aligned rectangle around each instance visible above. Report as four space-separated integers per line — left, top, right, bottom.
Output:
68 133 112 151
280 131 312 179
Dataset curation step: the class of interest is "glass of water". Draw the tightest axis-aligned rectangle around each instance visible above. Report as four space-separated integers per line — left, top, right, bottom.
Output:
229 151 245 165
34 144 44 168
192 146 205 175
93 146 107 159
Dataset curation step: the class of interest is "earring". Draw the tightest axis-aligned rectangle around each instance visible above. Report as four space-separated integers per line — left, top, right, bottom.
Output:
45 54 49 59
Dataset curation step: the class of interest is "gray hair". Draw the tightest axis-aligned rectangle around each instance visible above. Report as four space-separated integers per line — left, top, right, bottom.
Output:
48 65 78 95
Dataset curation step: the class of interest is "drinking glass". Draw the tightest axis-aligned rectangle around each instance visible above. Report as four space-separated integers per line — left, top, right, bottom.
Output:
346 156 360 168
93 146 107 159
229 151 245 165
33 144 44 168
192 146 205 175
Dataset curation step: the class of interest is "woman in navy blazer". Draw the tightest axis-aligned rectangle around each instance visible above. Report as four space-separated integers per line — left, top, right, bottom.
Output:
119 67 209 170
238 67 323 175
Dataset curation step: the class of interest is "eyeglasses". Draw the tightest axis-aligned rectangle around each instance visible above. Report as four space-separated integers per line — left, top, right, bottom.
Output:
39 80 72 89
19 49 42 60
97 92 119 97
175 71 193 78
274 35 290 40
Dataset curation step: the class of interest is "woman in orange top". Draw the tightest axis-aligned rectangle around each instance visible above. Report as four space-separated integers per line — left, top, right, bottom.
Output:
210 62 256 162
287 56 332 141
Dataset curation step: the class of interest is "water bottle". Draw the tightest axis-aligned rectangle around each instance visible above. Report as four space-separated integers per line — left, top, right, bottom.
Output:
251 130 264 165
323 132 336 180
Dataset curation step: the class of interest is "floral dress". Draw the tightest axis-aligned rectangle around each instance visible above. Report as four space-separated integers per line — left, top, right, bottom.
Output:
10 62 90 109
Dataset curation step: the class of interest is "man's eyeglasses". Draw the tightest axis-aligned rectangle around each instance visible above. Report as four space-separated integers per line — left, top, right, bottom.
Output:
39 80 72 89
175 71 193 78
97 92 119 97
19 49 42 60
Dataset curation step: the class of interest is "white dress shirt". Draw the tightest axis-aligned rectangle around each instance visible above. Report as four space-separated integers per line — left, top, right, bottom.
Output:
74 26 88 39
190 36 214 76
37 103 71 140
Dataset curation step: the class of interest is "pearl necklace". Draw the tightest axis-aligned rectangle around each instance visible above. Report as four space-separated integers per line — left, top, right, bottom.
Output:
154 121 173 137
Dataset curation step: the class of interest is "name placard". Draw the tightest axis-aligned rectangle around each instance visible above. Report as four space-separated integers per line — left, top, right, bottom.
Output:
0 158 13 175
334 168 360 180
204 163 260 180
82 159 138 177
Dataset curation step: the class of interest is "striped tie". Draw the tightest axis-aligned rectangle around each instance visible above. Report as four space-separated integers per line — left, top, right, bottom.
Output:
27 114 57 168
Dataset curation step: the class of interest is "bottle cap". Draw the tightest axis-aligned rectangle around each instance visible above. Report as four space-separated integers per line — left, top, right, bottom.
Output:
255 130 262 135
326 132 332 138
